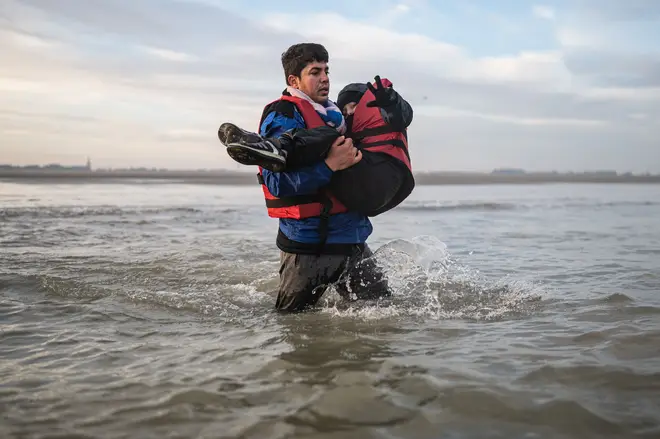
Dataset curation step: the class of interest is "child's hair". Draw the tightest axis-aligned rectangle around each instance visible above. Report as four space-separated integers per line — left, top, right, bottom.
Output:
281 43 329 84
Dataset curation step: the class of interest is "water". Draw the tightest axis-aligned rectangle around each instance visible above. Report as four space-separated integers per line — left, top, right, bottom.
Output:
1 181 659 439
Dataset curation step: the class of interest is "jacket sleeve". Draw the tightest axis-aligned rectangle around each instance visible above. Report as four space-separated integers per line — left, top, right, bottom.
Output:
259 111 334 197
381 88 414 131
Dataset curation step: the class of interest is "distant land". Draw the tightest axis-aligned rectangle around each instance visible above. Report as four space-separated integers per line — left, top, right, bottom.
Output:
1 164 659 185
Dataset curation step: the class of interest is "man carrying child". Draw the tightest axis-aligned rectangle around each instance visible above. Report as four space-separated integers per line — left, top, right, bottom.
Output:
218 43 414 312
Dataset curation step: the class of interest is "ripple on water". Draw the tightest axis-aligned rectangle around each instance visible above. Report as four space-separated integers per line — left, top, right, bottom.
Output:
2 183 660 439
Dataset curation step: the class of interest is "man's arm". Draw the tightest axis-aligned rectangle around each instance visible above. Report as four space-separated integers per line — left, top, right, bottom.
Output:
259 111 334 198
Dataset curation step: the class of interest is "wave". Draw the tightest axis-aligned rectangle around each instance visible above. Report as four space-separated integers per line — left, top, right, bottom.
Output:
0 205 243 220
0 235 544 323
563 200 659 208
518 363 660 392
398 201 517 212
398 199 660 213
2 199 657 220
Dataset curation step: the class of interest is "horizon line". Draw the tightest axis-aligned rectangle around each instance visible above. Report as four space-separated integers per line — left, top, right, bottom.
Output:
1 164 658 176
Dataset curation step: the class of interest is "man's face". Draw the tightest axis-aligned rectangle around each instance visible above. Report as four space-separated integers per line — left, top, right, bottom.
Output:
288 61 329 104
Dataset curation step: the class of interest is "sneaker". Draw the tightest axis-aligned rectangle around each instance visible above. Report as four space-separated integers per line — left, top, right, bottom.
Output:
226 139 288 172
219 123 287 172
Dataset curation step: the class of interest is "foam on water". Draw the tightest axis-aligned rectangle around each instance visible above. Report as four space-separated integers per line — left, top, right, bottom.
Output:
318 235 544 321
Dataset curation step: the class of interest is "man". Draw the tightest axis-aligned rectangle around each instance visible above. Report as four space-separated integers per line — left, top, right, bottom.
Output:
222 43 391 312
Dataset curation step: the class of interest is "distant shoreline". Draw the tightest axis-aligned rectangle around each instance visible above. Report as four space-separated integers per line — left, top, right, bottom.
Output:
1 169 659 185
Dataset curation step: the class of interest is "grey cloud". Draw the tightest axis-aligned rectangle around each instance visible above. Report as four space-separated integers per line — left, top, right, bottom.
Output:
13 0 296 58
557 1 660 90
332 59 658 125
572 0 660 21
7 0 656 123
0 109 98 123
1 0 659 172
3 0 304 94
563 48 660 88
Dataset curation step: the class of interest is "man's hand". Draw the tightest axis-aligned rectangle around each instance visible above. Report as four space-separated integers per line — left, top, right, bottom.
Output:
324 136 362 171
366 75 396 109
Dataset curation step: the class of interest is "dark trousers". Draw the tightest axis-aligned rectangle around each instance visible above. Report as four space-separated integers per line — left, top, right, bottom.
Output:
274 244 391 312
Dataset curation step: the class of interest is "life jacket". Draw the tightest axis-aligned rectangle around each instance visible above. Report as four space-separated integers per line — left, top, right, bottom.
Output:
347 77 415 215
256 92 349 220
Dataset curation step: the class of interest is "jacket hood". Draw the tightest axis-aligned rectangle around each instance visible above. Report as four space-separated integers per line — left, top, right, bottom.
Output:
336 83 368 109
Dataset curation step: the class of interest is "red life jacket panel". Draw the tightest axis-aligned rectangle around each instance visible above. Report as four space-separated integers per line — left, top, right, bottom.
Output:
350 77 412 171
256 93 348 219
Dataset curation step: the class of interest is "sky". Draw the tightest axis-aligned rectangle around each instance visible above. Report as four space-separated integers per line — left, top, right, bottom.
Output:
1 0 659 173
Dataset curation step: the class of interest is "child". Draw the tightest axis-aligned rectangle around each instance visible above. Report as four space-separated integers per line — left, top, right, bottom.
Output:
218 76 415 217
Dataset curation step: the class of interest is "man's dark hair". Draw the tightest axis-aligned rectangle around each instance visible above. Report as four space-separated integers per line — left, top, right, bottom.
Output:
281 43 329 84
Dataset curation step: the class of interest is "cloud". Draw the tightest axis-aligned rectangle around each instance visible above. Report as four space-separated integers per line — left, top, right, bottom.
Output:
138 46 199 62
571 0 660 21
532 5 555 20
0 0 659 172
564 49 660 88
262 11 569 86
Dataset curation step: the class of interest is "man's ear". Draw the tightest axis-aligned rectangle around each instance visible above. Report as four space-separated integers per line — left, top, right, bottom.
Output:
287 74 300 88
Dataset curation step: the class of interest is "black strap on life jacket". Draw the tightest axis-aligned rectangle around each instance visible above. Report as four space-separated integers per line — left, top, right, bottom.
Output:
265 193 325 208
350 125 403 141
351 130 410 161
350 126 411 161
361 139 411 162
316 193 333 256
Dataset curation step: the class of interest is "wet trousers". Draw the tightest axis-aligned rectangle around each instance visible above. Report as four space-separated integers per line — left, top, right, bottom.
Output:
274 243 391 312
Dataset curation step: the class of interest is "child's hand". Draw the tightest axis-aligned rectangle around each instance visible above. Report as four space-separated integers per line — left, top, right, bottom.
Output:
366 76 396 108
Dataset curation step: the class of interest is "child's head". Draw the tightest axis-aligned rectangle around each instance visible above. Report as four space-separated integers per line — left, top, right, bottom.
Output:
336 83 368 116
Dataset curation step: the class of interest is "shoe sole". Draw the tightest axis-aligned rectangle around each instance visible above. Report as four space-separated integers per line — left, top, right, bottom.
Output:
218 122 259 146
226 143 286 173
